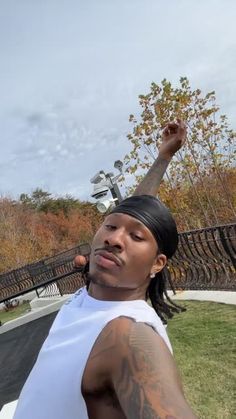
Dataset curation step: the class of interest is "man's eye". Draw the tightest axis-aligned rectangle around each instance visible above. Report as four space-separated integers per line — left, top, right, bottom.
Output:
105 224 116 230
132 233 144 241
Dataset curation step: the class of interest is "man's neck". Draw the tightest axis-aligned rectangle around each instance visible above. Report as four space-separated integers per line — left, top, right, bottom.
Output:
88 280 147 302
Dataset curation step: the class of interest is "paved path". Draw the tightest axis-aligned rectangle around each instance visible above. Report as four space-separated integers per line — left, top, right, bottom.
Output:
168 290 236 305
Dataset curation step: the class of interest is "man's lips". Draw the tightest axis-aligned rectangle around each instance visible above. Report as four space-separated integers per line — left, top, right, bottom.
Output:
94 249 123 267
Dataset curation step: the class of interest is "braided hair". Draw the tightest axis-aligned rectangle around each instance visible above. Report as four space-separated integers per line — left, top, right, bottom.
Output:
146 268 186 324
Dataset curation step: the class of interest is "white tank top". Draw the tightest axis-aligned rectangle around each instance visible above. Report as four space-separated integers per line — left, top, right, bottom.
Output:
14 287 172 419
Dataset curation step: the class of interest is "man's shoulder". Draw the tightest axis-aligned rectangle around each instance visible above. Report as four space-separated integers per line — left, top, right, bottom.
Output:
93 315 167 363
83 315 172 396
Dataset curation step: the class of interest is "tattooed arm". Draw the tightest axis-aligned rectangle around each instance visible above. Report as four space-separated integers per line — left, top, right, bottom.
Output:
110 317 197 419
133 119 186 197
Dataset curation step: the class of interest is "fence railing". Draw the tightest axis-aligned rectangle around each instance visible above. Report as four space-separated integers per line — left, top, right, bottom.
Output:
0 243 91 303
0 223 235 303
168 223 236 290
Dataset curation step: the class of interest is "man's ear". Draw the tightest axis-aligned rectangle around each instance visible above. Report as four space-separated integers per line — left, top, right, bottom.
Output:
150 254 167 276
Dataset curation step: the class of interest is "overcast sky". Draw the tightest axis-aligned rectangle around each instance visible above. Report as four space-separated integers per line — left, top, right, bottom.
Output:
0 0 235 201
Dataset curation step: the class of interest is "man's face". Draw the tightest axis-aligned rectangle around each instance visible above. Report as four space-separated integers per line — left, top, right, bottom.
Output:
89 212 165 291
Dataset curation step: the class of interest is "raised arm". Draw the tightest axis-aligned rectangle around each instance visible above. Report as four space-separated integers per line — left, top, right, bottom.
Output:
73 120 187 270
133 119 186 196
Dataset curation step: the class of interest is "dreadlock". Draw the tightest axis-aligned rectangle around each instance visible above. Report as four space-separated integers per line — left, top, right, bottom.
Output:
146 267 186 324
79 260 185 325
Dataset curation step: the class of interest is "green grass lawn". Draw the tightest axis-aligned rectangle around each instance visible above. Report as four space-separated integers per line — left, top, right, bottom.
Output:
168 301 236 419
0 302 31 324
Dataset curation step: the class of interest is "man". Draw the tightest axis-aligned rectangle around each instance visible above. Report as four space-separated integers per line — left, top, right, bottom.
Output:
14 120 197 418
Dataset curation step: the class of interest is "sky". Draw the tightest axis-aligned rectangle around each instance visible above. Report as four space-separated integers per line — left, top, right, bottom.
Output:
0 0 235 201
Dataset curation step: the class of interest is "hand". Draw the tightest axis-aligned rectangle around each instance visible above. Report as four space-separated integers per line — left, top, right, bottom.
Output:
159 119 187 161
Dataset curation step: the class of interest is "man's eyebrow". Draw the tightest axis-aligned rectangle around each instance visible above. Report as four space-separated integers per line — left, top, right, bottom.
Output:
129 218 146 229
108 213 146 229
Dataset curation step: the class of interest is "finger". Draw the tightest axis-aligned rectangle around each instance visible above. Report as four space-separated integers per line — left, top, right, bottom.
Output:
167 122 179 129
175 119 186 132
180 122 187 136
162 125 170 135
177 121 187 144
176 118 186 130
74 255 87 268
162 122 178 136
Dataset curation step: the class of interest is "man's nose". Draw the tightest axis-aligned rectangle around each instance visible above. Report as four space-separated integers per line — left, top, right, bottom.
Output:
104 229 125 251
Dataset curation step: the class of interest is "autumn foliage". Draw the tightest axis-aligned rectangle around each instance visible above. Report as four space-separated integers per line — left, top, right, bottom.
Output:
124 77 236 230
0 193 103 274
0 78 235 274
158 167 236 231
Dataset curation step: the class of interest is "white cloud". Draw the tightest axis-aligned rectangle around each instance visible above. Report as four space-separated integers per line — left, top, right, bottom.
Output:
0 0 235 199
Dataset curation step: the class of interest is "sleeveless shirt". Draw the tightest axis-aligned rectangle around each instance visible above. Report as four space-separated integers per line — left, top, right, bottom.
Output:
14 287 172 419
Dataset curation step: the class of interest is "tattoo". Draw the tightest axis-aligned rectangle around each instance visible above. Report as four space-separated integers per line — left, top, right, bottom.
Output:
114 321 169 419
133 156 170 196
118 358 161 419
89 317 195 419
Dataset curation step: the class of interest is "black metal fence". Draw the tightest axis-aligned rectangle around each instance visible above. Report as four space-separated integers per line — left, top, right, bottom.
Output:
168 223 236 290
0 243 91 304
0 223 235 303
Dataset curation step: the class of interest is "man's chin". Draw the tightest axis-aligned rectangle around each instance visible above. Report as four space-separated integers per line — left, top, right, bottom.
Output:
89 273 120 289
88 273 138 291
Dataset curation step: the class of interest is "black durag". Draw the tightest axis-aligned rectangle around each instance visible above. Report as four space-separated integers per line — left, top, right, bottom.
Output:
110 195 178 259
